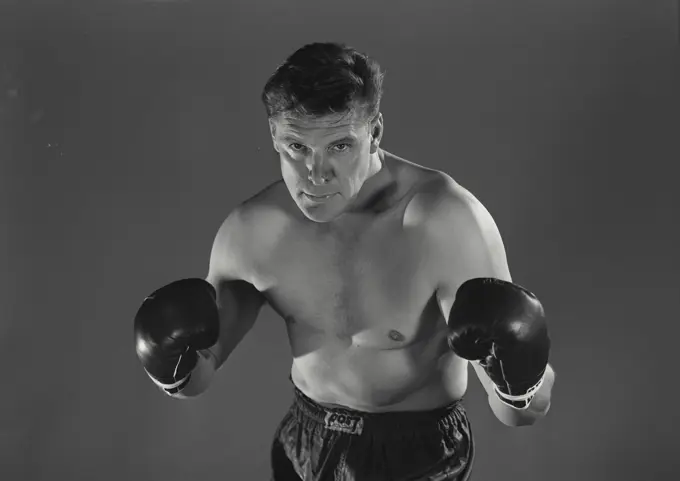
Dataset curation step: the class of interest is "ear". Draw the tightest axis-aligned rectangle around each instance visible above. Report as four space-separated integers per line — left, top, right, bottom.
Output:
268 119 280 153
369 113 384 154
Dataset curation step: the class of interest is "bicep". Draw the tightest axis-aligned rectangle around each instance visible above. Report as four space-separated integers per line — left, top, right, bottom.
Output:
429 184 512 320
205 209 267 366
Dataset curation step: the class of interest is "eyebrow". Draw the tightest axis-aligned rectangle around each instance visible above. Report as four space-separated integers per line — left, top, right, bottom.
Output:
281 135 357 145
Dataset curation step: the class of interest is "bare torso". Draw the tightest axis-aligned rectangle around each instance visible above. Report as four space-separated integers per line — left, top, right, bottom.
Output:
244 153 469 412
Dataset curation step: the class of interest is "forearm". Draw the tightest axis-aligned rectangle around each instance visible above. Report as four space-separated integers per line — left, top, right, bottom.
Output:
211 315 256 369
489 363 555 427
211 279 265 369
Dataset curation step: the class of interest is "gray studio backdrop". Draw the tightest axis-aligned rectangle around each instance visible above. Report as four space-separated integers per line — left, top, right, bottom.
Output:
2 1 678 480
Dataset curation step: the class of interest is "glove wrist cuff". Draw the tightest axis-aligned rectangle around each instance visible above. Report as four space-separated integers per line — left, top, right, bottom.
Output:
144 347 217 397
145 369 192 392
494 374 545 410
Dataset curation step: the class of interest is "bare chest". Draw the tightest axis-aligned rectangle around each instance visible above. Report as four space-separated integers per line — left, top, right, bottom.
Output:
251 215 444 349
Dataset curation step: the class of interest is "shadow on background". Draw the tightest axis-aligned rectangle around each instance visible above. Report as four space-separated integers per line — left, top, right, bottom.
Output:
2 1 679 480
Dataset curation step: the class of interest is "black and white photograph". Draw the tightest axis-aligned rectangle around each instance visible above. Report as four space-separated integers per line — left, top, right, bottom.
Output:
1 1 678 479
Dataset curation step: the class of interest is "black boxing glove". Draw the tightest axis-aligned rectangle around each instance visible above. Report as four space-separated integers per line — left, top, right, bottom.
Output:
447 278 551 409
134 278 220 395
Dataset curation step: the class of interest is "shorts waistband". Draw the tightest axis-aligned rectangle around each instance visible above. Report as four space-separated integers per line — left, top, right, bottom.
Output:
290 384 464 436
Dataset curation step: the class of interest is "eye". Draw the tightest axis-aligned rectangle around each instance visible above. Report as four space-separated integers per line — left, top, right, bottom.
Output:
332 143 350 152
289 143 306 152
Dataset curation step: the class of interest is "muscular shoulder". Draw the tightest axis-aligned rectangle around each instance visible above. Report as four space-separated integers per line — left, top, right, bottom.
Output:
405 172 481 229
207 180 294 284
237 179 295 227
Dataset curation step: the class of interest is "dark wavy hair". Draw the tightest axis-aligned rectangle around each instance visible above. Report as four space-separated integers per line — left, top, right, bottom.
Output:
261 42 385 123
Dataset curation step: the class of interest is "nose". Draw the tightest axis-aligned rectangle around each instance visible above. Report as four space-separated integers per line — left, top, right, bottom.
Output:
306 153 332 185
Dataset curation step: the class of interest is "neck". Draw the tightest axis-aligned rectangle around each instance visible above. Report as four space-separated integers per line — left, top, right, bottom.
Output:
345 149 395 215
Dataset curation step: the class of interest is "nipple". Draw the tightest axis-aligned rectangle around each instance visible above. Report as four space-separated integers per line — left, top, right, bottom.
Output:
388 330 405 342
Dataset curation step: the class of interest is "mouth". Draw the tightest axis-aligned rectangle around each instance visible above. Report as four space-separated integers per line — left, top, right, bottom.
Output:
302 192 336 201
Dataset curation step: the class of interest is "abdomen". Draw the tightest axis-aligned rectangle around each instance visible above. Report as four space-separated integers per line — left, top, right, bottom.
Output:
289 328 469 412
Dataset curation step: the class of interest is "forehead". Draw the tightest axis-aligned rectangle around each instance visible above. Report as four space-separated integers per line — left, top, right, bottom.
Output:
272 111 367 139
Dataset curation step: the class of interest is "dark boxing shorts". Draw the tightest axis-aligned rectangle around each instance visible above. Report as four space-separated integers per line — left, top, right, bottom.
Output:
271 382 475 481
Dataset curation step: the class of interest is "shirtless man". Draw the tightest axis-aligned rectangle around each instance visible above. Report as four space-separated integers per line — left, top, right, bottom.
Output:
134 42 555 480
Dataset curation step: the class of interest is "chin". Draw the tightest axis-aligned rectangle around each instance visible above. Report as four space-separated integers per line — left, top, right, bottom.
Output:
295 197 345 223
303 214 332 223
299 206 339 223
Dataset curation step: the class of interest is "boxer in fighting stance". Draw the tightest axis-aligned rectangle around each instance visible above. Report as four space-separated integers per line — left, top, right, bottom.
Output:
134 42 555 480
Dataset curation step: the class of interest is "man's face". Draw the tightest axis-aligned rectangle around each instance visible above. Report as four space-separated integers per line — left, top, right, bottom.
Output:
269 109 383 223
